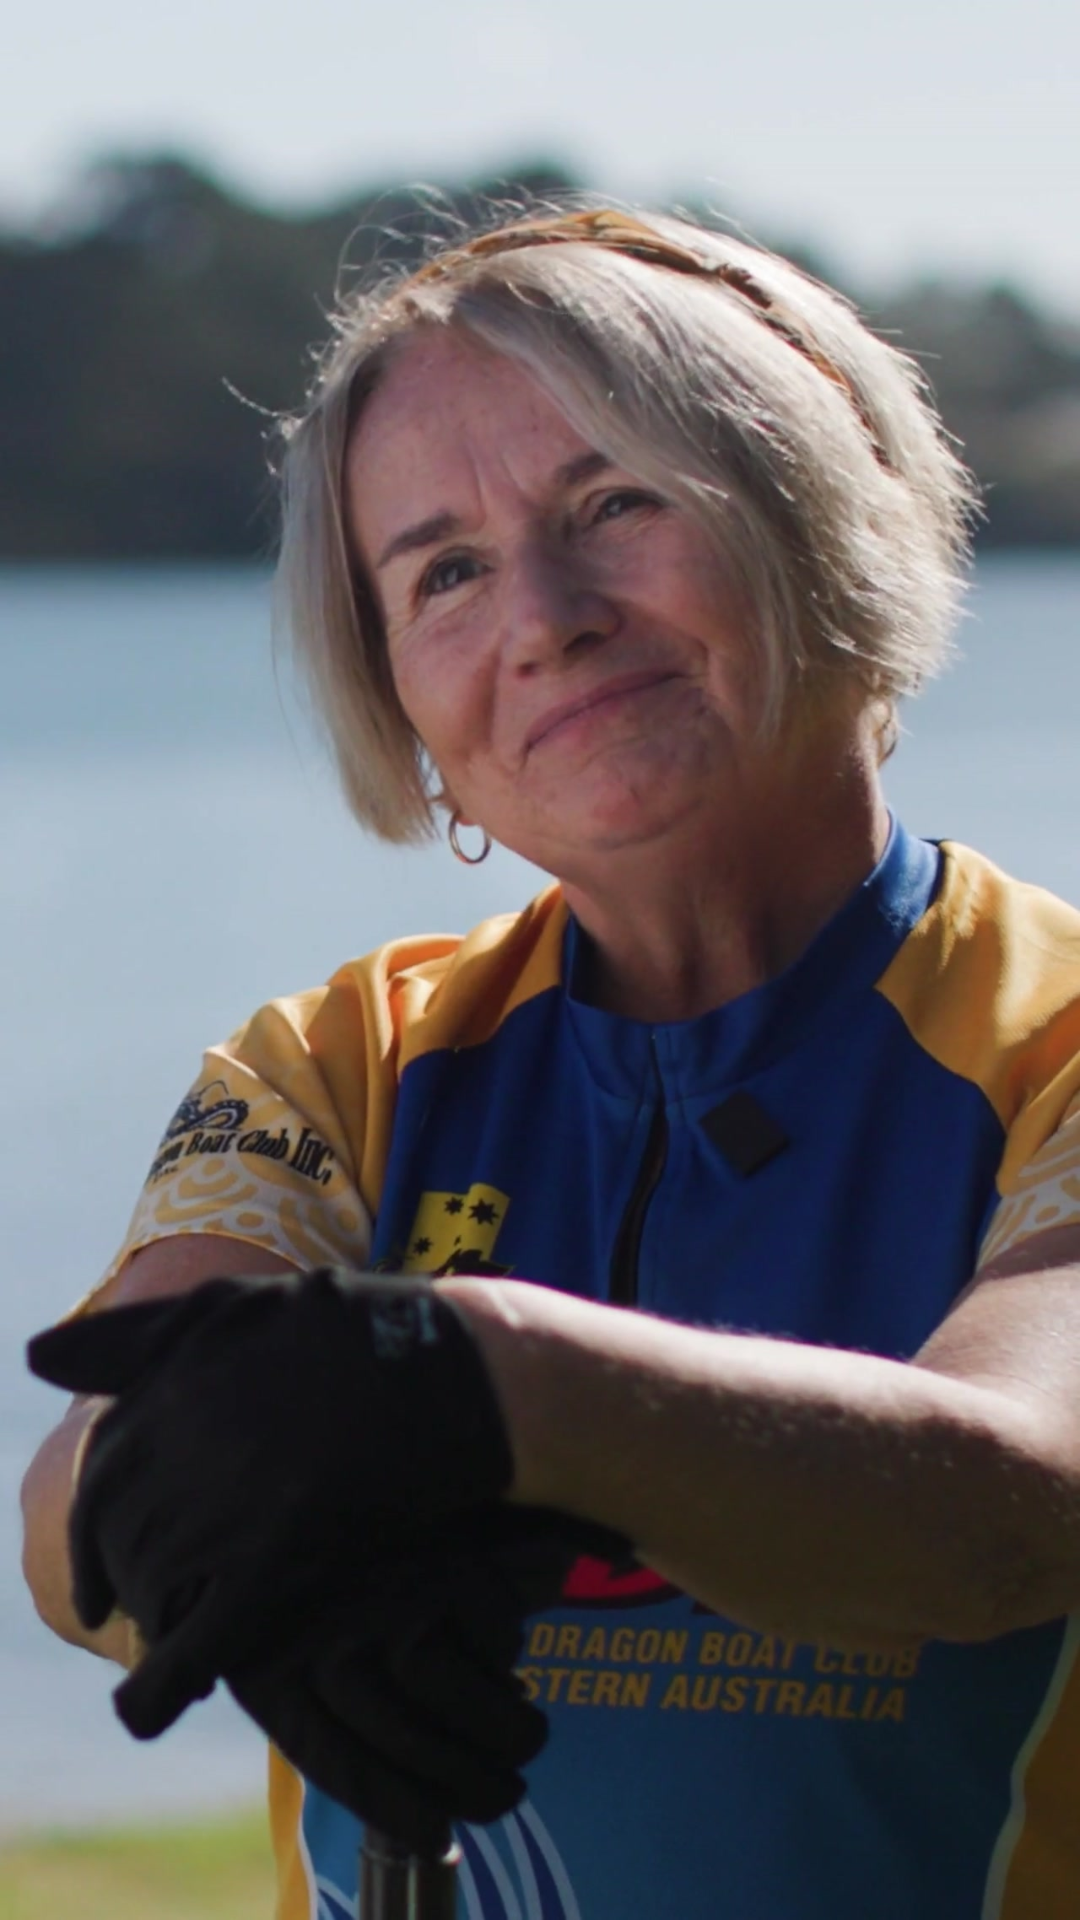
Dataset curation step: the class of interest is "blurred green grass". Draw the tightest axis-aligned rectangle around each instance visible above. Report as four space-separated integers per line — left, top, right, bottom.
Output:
0 1808 274 1920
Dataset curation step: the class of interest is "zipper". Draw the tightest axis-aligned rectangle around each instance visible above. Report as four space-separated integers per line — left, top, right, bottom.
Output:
608 1040 669 1308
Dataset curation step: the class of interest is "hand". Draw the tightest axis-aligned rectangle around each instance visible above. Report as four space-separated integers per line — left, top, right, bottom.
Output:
27 1270 513 1690
222 1538 555 1851
117 1507 620 1848
111 1501 626 1744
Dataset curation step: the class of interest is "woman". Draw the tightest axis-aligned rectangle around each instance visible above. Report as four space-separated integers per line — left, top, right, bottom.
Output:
23 207 1080 1920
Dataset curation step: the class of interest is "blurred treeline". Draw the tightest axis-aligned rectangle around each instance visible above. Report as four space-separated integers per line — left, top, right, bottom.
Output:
4 154 1080 559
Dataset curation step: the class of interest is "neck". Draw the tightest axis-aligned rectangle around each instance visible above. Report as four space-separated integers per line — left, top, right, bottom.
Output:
561 732 890 1023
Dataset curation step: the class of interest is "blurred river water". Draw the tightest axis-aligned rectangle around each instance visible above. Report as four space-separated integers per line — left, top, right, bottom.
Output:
1 555 1078 1827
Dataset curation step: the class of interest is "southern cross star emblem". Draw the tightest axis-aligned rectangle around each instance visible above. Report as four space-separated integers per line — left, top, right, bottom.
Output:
401 1183 511 1274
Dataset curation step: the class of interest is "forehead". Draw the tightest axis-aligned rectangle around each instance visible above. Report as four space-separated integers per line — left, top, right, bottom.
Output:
345 329 595 557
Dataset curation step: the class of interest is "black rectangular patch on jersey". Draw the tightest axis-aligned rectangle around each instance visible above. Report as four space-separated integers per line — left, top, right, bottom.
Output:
702 1091 789 1176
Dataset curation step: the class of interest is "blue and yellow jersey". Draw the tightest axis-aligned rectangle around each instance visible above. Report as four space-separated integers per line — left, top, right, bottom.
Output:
97 820 1080 1920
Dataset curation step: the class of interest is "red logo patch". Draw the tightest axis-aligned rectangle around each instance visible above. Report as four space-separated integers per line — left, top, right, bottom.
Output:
560 1555 681 1608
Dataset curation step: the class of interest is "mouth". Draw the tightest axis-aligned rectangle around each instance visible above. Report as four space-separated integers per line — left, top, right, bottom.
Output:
524 670 681 753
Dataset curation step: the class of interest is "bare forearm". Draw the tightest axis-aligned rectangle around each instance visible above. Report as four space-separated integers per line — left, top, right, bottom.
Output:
439 1279 1080 1647
21 1399 131 1662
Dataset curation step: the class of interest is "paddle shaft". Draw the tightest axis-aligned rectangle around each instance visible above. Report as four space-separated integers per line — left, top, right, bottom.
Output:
359 1826 460 1919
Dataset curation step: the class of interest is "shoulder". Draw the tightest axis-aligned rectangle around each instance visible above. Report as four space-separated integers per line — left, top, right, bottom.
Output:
94 887 568 1296
229 883 569 1074
921 840 1080 959
877 841 1080 1161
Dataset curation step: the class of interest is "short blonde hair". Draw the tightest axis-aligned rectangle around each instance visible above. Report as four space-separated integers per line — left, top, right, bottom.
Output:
276 205 978 843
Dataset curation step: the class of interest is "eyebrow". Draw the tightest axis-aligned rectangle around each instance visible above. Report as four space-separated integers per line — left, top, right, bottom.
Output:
373 450 614 572
555 450 612 490
376 511 460 572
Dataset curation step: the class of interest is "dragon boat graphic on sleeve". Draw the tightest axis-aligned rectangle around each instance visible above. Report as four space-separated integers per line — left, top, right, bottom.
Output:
93 1057 375 1300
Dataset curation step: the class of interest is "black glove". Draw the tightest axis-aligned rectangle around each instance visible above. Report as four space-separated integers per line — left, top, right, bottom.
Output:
110 1498 619 1740
124 1507 616 1849
27 1270 514 1691
221 1516 576 1851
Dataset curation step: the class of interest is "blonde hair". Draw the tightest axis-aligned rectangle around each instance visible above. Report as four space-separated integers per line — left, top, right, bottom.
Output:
276 205 978 843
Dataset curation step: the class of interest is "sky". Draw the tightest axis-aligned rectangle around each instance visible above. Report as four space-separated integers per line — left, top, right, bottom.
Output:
5 0 1080 310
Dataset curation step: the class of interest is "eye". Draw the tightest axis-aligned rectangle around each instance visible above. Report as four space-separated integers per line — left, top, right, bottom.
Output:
418 552 484 599
590 488 662 525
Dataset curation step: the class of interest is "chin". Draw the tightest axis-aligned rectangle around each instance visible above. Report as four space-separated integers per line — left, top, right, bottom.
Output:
560 748 730 840
549 795 710 862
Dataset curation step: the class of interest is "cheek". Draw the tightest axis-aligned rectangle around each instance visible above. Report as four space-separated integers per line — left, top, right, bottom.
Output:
628 526 751 665
389 637 487 780
391 667 448 771
677 571 762 719
700 622 760 711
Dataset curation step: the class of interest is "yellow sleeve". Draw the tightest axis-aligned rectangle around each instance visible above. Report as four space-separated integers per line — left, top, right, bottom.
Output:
73 904 562 1313
875 843 1080 1275
978 1092 1080 1267
82 975 386 1309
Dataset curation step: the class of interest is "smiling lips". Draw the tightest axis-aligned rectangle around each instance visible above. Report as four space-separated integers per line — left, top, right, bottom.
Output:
524 670 680 752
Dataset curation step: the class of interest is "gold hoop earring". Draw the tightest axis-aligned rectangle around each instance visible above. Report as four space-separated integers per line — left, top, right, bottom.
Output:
448 813 492 866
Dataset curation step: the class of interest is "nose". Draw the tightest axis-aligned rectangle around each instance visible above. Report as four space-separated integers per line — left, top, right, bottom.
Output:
499 539 620 673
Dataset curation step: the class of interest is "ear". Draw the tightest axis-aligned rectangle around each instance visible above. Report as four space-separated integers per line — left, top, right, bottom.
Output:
27 1292 206 1396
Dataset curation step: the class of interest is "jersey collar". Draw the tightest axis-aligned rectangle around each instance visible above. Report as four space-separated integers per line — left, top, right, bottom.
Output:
562 817 942 1100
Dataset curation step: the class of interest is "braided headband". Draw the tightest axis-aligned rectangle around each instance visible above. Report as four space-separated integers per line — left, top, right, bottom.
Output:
404 208 887 465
